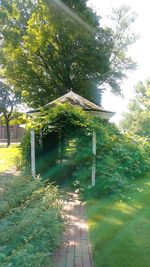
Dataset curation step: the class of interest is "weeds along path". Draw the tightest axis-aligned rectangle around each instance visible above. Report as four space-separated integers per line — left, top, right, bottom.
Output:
0 167 20 195
53 192 93 267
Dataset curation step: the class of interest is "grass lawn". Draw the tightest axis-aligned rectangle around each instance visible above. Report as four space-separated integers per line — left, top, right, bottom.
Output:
86 175 150 267
0 146 20 173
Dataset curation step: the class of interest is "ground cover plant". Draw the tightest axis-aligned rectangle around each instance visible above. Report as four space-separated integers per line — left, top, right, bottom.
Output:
86 174 150 267
0 174 63 267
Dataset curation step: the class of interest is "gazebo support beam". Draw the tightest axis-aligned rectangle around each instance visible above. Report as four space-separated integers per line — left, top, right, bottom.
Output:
91 130 96 186
31 130 36 178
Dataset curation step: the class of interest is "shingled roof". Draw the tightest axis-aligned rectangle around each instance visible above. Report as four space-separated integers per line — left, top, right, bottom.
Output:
28 91 115 119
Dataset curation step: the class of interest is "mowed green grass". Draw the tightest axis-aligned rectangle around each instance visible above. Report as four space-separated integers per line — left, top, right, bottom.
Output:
0 147 20 172
86 175 150 267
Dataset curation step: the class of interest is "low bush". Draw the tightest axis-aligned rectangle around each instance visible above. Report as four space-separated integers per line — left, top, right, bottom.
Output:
73 119 150 199
0 175 63 267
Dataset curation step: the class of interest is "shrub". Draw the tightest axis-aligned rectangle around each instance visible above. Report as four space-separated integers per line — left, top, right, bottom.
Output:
21 105 150 198
72 118 150 199
0 175 63 267
21 130 31 165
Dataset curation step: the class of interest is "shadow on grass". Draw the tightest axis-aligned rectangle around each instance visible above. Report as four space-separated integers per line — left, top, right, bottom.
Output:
86 175 150 267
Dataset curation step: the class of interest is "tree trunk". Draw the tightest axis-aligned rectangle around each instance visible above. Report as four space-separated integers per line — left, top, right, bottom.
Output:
5 118 10 147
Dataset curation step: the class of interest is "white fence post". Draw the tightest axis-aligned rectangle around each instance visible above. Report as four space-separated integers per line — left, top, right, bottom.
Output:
91 130 96 186
31 130 36 178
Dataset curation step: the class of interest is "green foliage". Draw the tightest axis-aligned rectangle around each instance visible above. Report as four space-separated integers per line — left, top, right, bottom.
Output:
120 79 150 137
20 131 36 173
21 105 149 197
13 152 23 170
0 174 63 267
0 1 137 106
21 104 90 177
73 118 150 199
35 104 90 135
107 5 137 93
0 112 27 126
0 80 21 146
21 130 33 168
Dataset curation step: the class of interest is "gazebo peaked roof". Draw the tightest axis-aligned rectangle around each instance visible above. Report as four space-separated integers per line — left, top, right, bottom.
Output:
28 91 115 120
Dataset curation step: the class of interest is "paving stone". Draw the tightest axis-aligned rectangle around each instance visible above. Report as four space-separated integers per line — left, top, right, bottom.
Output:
57 255 66 267
66 251 75 267
75 256 83 266
53 192 93 267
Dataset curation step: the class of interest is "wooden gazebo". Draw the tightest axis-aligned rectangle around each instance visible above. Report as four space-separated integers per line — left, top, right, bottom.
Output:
28 91 115 186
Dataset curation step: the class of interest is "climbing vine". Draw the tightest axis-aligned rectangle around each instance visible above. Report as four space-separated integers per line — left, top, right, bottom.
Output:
21 104 150 197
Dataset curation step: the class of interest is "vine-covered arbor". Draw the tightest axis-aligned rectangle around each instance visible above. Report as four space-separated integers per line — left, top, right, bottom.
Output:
28 91 115 186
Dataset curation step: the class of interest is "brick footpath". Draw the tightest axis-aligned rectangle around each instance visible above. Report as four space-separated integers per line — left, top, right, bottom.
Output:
53 192 93 267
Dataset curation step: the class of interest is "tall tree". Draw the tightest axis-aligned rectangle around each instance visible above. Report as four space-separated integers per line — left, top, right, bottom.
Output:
120 80 150 137
0 81 21 146
106 5 137 94
0 0 137 107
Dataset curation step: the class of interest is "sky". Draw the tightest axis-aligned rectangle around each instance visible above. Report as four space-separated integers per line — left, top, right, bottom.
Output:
88 0 150 123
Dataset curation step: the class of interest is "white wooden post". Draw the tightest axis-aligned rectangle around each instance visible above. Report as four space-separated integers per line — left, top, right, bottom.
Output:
31 130 36 178
91 130 96 186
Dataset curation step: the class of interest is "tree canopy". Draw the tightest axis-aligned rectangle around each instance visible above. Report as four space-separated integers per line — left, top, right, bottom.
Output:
120 80 150 137
0 0 137 107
